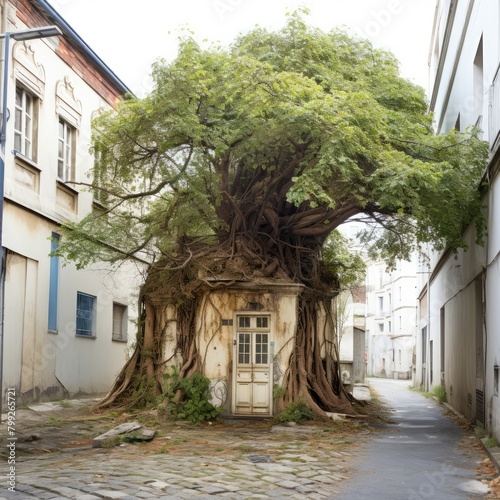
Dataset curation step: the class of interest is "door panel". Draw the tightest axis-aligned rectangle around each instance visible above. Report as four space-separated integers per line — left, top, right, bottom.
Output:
234 315 272 415
235 376 251 409
252 370 270 408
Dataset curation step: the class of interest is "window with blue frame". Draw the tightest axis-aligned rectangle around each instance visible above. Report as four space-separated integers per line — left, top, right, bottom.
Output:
48 233 60 332
76 292 96 337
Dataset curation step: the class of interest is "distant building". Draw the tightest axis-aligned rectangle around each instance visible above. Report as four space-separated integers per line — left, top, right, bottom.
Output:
335 221 367 387
365 256 417 380
1 0 141 404
337 284 366 385
338 221 418 383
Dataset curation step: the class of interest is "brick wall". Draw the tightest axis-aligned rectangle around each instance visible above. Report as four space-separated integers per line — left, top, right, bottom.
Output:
14 0 127 107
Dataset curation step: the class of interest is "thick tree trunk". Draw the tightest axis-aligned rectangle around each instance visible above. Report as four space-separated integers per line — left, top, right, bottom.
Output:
281 295 354 416
98 279 355 417
97 163 360 414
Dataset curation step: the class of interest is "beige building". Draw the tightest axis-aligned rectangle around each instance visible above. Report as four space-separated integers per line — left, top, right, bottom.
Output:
0 0 141 404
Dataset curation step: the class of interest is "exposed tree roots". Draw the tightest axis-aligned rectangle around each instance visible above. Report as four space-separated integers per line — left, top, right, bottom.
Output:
97 241 356 416
98 159 361 415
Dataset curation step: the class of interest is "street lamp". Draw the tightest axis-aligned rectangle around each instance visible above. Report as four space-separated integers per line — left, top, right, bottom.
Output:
0 26 62 156
0 25 62 415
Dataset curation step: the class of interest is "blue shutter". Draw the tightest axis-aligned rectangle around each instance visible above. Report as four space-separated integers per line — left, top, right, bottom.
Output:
48 233 60 331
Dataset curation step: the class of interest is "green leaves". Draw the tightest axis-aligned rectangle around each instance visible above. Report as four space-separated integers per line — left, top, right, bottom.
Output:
162 367 222 423
322 231 366 290
56 10 488 278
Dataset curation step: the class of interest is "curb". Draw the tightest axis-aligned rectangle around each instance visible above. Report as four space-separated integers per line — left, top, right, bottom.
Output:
481 443 500 474
443 402 500 474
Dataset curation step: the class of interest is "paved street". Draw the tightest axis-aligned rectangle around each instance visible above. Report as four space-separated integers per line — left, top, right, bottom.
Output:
337 378 490 500
0 379 494 499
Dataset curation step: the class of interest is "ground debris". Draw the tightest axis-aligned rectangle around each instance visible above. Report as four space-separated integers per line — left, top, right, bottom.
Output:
92 422 156 448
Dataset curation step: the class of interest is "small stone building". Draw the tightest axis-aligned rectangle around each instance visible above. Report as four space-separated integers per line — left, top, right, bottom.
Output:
163 279 333 416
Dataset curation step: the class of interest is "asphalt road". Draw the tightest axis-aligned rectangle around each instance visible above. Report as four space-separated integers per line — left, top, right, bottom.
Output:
335 378 489 500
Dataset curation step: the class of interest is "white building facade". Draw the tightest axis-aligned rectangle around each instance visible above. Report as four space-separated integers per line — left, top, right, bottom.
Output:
0 0 141 404
366 256 417 380
414 0 500 432
337 285 366 384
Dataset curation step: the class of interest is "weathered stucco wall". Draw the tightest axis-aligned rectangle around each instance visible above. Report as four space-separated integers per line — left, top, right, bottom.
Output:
4 204 141 403
444 285 479 422
416 222 485 422
162 282 304 414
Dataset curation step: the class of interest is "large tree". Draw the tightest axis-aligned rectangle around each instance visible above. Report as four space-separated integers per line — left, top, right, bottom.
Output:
58 12 488 413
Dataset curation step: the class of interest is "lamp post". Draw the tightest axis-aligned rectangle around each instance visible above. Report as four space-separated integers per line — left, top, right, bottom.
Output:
0 25 62 415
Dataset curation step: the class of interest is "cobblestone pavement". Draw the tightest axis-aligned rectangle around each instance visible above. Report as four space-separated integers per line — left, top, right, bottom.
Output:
6 444 352 499
0 383 495 499
0 399 366 499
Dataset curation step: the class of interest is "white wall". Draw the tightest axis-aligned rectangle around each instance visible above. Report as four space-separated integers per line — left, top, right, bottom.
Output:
422 0 499 430
366 255 417 379
486 168 500 434
0 2 142 402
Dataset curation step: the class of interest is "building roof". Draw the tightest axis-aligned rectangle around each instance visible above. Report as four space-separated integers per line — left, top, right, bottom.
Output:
35 0 133 96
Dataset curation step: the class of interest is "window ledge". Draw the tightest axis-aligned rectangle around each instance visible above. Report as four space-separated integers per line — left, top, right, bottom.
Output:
56 179 79 195
13 150 41 171
76 334 96 340
47 329 58 335
112 338 128 343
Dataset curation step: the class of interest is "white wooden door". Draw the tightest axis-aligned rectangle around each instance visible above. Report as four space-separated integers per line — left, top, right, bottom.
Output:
234 315 272 415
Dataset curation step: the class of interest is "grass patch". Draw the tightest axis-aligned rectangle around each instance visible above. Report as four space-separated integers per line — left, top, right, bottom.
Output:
432 385 447 403
483 436 499 448
235 445 255 453
171 437 188 445
44 416 66 427
410 384 447 403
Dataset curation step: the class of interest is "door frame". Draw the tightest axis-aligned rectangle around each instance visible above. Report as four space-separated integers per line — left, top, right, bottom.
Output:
231 311 273 416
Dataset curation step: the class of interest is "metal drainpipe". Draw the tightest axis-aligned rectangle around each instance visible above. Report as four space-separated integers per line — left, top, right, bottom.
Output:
484 189 490 431
0 0 7 418
426 245 431 392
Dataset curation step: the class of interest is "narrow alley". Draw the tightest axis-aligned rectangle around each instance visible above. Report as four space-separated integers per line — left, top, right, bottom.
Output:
336 378 490 500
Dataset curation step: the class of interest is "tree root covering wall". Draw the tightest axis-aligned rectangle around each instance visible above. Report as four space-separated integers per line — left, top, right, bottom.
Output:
98 277 354 416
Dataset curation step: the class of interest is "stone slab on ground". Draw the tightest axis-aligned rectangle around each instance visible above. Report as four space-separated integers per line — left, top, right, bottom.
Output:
352 384 371 401
92 422 143 448
270 425 316 433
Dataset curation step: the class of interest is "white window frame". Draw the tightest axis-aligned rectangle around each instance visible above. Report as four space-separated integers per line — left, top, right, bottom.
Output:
14 86 35 159
58 118 74 182
378 296 384 315
235 314 271 366
112 303 128 342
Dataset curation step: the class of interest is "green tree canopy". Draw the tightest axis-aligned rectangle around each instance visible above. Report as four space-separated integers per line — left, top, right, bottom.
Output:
58 11 488 413
61 11 487 277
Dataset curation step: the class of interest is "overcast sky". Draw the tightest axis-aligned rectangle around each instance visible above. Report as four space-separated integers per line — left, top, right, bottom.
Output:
46 0 436 97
